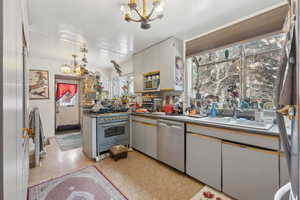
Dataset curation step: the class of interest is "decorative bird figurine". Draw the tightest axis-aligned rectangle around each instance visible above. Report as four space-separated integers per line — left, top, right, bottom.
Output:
111 60 122 76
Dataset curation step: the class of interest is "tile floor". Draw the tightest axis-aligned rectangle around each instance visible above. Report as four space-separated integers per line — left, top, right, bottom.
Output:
29 139 203 200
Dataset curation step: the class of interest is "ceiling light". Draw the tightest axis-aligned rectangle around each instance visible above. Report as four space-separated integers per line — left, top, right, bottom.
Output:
122 0 164 29
60 47 89 76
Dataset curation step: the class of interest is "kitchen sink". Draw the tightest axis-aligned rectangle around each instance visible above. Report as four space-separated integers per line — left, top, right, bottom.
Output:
198 117 273 130
231 119 273 130
200 117 233 124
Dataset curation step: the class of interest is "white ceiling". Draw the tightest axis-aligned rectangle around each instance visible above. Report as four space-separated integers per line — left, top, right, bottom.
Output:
28 0 285 68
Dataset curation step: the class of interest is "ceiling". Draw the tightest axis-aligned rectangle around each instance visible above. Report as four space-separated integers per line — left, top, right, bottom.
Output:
28 0 285 68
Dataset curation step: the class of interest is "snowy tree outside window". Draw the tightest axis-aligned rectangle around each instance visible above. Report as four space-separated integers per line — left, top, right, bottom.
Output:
188 34 285 110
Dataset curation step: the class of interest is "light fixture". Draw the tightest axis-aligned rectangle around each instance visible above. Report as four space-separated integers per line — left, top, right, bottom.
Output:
60 47 89 76
75 47 89 76
60 64 73 74
121 0 164 29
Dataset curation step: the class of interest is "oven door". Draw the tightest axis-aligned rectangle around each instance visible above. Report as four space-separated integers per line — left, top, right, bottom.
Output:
97 121 129 146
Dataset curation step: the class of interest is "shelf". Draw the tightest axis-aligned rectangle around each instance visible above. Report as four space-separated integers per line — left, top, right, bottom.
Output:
136 88 174 93
143 70 160 76
143 96 161 98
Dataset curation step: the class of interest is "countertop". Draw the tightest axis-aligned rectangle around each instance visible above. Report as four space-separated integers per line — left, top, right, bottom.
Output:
84 111 280 136
84 112 130 118
132 113 280 136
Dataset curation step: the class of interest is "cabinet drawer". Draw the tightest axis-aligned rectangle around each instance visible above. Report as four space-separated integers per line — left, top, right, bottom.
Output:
132 116 157 125
222 142 279 200
187 123 279 150
186 133 222 190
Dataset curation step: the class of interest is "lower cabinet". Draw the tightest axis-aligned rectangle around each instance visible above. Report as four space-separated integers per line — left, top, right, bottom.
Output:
186 133 222 190
132 119 157 159
132 120 144 152
222 142 279 200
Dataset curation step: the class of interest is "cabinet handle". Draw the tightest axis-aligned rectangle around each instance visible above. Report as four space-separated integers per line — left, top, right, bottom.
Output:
188 133 221 142
133 120 157 127
223 141 279 155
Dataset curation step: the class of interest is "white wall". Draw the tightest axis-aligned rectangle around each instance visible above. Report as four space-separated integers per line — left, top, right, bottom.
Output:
29 56 110 138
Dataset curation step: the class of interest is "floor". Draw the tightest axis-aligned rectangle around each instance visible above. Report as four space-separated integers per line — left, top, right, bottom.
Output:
29 139 204 200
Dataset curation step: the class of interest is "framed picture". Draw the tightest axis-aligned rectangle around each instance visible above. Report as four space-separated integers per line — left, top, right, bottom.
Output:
29 69 49 100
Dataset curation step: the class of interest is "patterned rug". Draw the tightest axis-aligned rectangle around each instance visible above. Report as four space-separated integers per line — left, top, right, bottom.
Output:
56 132 82 151
28 166 127 200
191 186 233 200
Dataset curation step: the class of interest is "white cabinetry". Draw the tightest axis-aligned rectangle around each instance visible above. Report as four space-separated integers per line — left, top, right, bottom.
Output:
133 37 184 92
186 133 222 190
222 142 279 200
132 120 144 152
160 38 184 90
132 117 157 158
143 47 160 73
133 52 145 93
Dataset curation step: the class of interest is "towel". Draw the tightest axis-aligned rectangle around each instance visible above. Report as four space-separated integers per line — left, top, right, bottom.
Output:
29 108 46 162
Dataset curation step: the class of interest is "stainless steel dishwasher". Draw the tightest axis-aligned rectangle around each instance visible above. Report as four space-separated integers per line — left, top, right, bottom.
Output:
157 119 185 172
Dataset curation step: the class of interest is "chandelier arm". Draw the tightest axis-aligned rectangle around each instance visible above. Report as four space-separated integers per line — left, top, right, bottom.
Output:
134 8 146 20
127 16 143 22
146 6 156 20
148 15 160 21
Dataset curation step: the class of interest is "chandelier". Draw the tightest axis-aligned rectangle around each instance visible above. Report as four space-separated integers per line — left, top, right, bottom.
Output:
122 0 164 29
61 47 89 76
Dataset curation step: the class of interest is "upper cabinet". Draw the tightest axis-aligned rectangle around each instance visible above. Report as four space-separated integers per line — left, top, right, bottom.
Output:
133 37 184 92
133 51 144 93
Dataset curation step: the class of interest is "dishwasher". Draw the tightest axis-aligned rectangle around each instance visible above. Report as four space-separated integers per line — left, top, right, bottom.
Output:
157 119 185 172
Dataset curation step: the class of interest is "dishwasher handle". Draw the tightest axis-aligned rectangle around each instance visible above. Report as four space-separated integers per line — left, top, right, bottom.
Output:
158 119 184 127
170 125 183 129
158 122 169 127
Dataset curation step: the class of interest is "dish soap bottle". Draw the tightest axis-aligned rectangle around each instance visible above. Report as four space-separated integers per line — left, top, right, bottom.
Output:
210 103 218 118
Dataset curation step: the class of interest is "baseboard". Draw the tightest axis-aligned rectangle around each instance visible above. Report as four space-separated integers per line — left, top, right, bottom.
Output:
56 124 81 131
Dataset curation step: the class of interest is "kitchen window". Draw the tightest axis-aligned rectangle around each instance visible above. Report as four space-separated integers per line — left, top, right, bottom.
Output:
112 74 134 98
187 34 285 110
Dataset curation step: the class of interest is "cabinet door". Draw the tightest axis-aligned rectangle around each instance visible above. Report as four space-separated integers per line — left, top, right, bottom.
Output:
144 122 158 159
186 134 222 190
222 142 279 200
132 121 145 152
159 39 175 90
133 53 144 92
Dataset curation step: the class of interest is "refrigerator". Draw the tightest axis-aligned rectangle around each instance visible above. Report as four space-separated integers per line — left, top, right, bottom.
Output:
275 0 299 199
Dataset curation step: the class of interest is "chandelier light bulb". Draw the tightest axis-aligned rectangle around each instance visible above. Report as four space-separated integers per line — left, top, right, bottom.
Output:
122 0 164 29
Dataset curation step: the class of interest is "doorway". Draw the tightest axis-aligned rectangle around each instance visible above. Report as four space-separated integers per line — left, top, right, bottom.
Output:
54 75 83 151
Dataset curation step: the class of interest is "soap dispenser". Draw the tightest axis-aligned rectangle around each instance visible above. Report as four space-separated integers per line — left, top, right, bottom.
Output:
210 103 218 118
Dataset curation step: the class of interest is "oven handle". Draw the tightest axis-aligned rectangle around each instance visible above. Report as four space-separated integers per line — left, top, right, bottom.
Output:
100 121 128 129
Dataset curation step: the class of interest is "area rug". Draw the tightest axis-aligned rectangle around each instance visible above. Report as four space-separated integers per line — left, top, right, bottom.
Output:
28 166 128 200
191 186 233 200
56 132 82 151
